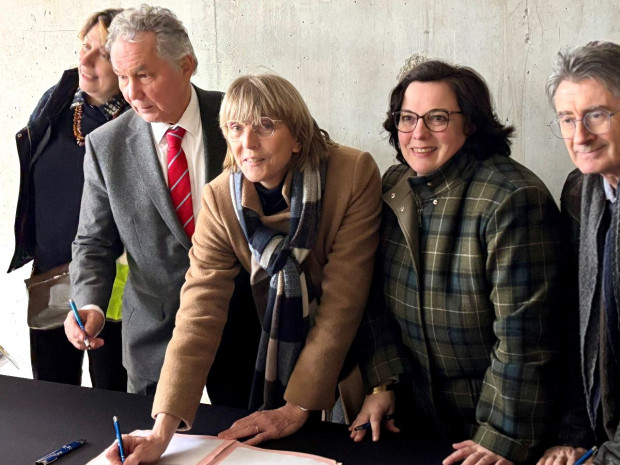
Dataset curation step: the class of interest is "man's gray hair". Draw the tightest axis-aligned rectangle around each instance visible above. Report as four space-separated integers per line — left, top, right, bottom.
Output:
106 4 197 74
546 41 620 103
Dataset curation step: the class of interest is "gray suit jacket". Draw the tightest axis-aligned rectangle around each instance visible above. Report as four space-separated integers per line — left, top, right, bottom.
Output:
71 86 226 382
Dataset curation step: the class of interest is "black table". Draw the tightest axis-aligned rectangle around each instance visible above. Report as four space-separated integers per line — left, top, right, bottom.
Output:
0 375 451 464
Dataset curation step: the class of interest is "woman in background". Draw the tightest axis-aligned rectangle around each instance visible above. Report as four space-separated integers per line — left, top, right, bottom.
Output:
9 8 128 390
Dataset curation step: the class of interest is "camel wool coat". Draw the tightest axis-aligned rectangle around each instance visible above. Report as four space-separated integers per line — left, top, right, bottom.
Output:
153 144 381 429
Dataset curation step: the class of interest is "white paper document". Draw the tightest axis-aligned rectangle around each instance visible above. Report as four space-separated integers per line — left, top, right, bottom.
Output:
87 431 341 465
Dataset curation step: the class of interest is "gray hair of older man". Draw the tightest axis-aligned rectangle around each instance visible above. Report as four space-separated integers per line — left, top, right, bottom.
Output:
546 41 620 103
105 4 198 74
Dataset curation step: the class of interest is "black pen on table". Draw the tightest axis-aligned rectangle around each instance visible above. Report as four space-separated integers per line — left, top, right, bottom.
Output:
69 298 91 350
354 413 395 431
574 445 597 465
34 439 87 464
113 415 126 463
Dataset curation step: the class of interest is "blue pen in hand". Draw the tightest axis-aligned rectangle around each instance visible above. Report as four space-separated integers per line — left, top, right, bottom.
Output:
69 298 91 350
113 416 126 463
574 446 597 465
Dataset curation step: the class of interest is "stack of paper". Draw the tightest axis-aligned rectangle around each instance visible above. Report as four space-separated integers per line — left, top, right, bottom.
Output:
87 431 341 465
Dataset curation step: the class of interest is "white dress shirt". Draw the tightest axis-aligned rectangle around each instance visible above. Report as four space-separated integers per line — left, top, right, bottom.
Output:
603 176 618 204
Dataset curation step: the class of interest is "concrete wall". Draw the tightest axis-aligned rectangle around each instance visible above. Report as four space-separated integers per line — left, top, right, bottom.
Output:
1 0 618 378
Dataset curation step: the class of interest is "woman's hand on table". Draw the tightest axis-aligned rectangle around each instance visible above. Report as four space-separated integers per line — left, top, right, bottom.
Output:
443 440 514 465
218 402 310 446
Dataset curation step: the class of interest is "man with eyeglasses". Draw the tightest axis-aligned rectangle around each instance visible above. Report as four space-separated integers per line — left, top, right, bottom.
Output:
538 41 620 465
64 5 258 404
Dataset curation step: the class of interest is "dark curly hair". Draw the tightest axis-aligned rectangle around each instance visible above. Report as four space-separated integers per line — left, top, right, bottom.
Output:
384 59 515 165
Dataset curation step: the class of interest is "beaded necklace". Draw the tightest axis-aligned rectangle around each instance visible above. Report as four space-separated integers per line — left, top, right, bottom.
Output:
70 88 128 146
72 103 85 146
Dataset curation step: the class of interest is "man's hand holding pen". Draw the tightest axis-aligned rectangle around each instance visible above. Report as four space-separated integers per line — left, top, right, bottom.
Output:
349 386 399 442
64 301 105 351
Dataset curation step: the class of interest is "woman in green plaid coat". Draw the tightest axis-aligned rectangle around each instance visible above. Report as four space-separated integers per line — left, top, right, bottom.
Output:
350 60 563 465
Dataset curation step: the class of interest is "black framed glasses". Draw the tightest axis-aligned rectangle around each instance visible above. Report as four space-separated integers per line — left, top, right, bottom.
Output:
547 109 619 139
222 117 282 140
392 109 463 133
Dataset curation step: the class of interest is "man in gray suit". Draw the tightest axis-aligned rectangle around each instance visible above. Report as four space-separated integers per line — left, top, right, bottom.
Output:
64 5 259 399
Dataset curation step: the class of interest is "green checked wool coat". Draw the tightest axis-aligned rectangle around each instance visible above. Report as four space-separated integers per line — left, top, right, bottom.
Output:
361 149 562 463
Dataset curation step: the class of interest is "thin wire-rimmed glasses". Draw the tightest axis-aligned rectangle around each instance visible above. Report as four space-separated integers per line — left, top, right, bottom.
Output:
222 117 282 140
547 109 619 139
392 109 463 133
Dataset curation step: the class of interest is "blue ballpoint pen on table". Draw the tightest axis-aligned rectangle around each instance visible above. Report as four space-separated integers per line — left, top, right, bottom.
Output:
68 298 91 350
574 445 598 465
114 415 126 463
34 439 87 464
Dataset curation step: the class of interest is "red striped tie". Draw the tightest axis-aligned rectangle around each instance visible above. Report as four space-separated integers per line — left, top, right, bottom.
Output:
166 127 194 238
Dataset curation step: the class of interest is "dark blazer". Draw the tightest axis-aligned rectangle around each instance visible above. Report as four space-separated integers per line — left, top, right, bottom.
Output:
559 170 620 464
70 86 226 382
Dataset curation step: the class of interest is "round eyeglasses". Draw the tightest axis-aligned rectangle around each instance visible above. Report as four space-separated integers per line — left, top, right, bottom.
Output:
547 109 619 139
392 109 463 133
222 117 282 140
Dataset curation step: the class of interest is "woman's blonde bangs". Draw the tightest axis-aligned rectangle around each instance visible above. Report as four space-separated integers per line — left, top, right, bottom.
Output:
220 74 329 172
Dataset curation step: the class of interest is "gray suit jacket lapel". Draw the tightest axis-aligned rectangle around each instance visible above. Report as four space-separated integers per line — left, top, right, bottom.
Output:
128 113 193 249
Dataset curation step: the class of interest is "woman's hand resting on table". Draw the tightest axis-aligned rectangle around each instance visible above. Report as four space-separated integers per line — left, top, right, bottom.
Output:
443 440 515 465
218 401 310 446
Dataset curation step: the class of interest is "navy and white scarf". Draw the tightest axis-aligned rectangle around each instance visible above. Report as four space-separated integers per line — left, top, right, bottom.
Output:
230 161 326 410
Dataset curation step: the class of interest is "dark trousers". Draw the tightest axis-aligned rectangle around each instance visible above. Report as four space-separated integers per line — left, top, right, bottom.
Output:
30 320 127 392
207 268 261 409
207 267 260 409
